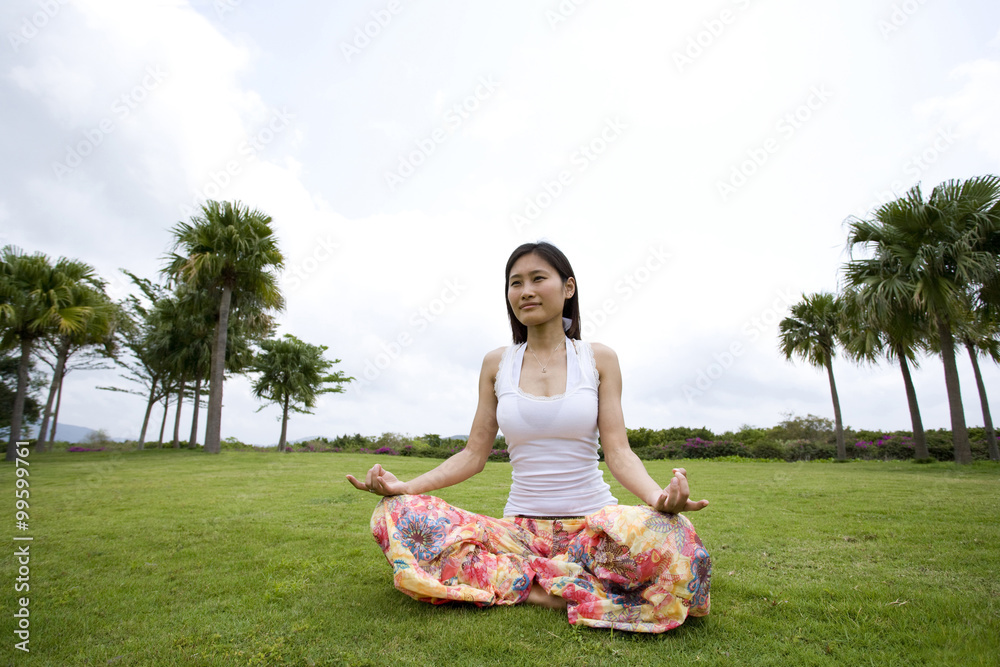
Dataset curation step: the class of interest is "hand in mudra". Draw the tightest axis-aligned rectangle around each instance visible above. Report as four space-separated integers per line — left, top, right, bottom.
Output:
653 468 709 515
346 463 407 497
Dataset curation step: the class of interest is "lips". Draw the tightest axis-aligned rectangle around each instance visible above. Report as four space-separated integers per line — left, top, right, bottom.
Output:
520 303 540 310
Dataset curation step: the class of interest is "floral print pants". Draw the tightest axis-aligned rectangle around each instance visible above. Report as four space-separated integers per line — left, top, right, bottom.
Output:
370 495 711 633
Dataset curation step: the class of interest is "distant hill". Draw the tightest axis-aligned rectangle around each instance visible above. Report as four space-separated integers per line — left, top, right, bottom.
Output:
22 423 99 444
446 435 469 441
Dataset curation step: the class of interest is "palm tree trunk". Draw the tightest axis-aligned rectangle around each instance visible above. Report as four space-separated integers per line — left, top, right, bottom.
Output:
171 379 186 448
51 369 64 443
36 335 72 452
5 338 34 462
824 356 847 460
934 312 972 464
279 393 290 452
137 376 159 450
158 391 171 447
188 377 202 448
966 342 998 461
204 285 233 454
897 352 928 459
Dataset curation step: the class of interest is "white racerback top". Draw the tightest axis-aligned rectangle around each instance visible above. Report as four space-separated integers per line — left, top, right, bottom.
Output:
494 338 617 517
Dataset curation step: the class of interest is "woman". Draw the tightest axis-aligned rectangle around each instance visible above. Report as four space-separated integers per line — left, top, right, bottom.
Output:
347 242 711 632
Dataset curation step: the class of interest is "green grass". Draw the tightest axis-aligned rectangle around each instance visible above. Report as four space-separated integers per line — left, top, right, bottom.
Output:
2 451 999 666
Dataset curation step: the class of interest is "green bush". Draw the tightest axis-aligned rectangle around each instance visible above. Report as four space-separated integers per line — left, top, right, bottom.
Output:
784 439 838 461
748 439 785 460
221 436 256 451
849 434 915 461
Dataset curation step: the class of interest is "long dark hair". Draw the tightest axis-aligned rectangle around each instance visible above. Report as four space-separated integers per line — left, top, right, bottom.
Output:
504 242 582 344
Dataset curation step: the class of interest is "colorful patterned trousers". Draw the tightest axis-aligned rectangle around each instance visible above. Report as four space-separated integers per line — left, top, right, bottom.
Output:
370 495 711 633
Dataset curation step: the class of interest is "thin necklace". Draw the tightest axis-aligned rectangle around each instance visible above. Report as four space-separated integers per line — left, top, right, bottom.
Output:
527 338 564 373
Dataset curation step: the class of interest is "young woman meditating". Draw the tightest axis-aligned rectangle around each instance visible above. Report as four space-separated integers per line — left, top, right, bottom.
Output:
347 241 711 632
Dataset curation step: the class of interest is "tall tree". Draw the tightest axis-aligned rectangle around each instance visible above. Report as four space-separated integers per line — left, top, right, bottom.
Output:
169 287 215 448
839 284 932 460
954 308 999 461
0 350 42 435
250 334 353 451
0 247 99 461
38 343 113 445
35 283 119 451
165 200 284 454
846 176 1000 464
147 291 196 449
778 292 848 460
98 271 172 450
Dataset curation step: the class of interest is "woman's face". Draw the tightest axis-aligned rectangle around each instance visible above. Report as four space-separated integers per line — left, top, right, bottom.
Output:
507 252 575 327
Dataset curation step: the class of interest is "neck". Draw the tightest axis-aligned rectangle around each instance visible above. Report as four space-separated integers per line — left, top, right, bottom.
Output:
525 318 566 351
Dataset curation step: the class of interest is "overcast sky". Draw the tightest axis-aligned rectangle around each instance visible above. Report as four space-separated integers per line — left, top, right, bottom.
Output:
2 0 999 445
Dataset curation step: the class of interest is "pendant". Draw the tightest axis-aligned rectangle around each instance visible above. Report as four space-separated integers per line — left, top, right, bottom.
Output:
541 368 547 373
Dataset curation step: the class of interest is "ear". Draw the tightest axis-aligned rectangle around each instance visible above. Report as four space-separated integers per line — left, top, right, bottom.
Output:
564 276 576 299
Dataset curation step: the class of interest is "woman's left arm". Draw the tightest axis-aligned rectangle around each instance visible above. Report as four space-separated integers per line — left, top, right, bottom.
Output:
593 343 709 514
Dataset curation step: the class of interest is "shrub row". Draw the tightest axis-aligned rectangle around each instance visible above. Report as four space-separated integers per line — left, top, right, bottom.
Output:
35 424 999 463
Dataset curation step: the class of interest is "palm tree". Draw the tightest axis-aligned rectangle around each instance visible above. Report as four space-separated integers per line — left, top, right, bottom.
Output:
954 308 999 461
250 334 352 451
0 247 99 461
846 176 1000 464
172 287 216 448
99 274 172 450
0 350 42 435
778 293 848 460
838 286 931 459
165 200 284 454
35 283 119 451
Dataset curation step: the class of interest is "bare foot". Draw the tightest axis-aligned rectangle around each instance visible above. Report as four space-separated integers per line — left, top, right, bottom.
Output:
526 584 567 609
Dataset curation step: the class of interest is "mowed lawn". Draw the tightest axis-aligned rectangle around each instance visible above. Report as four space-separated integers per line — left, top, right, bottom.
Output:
2 451 999 666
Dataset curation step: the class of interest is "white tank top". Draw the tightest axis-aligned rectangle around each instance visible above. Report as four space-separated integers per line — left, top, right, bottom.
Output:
494 338 617 517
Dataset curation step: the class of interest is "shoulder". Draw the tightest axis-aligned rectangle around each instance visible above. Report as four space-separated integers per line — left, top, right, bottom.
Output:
579 341 621 386
481 346 507 378
587 342 620 370
483 346 506 364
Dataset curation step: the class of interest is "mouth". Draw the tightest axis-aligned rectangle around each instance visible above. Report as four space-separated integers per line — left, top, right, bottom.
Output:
520 303 540 311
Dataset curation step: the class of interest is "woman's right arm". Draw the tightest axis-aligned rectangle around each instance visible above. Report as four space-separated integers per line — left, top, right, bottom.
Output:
346 347 503 496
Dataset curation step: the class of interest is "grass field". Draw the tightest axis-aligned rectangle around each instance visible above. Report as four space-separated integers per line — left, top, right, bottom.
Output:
1 451 998 666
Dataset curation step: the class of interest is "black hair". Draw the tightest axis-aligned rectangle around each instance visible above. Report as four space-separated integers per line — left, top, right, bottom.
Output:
504 242 581 344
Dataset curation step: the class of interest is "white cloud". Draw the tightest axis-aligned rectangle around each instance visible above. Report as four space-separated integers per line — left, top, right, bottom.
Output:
918 57 1000 162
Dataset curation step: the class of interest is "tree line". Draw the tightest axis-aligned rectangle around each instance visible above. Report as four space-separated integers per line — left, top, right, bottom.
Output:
1 200 351 461
779 175 999 464
6 179 998 462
